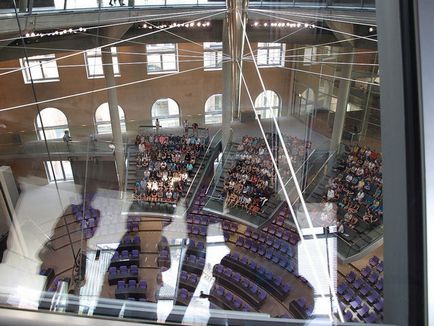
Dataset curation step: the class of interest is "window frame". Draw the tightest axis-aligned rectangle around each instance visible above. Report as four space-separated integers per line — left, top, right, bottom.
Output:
146 43 178 74
257 42 286 68
19 54 60 84
203 42 223 71
35 108 69 141
254 90 281 119
84 47 120 79
151 98 181 127
94 104 127 135
204 94 223 124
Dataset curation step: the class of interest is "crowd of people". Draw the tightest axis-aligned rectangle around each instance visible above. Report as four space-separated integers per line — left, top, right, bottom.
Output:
222 136 275 215
132 134 204 204
324 145 383 231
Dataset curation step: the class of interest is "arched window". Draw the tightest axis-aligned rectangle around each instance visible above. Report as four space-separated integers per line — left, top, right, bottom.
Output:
95 103 126 134
204 94 222 124
300 88 316 114
36 107 69 140
254 90 280 119
151 98 180 128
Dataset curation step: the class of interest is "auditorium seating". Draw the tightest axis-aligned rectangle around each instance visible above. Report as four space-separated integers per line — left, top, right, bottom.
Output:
115 279 147 300
338 256 384 323
210 284 254 312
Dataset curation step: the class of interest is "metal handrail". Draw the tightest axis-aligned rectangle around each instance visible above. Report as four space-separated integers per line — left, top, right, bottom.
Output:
184 128 222 200
206 128 233 194
276 148 317 195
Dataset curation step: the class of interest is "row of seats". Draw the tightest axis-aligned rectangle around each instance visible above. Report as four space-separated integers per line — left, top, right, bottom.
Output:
211 284 254 312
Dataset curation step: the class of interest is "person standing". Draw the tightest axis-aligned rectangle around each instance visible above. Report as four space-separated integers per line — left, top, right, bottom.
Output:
155 118 161 135
183 120 189 136
109 0 125 6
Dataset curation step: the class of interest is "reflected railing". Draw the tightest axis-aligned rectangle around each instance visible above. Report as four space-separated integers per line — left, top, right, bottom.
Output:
184 128 222 207
0 0 373 16
0 140 117 157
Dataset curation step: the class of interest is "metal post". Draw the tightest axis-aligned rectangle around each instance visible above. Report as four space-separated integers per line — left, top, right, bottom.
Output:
101 48 126 191
19 0 28 12
329 52 354 152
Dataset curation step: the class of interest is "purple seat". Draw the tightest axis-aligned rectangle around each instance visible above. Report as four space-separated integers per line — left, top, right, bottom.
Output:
187 255 196 264
274 276 282 286
276 228 283 238
222 221 230 230
337 283 348 295
233 298 241 309
279 258 288 268
186 214 193 224
343 289 355 302
241 277 249 288
360 284 371 296
215 264 224 274
346 271 356 283
197 241 204 251
250 242 258 253
198 257 205 266
193 216 201 224
117 280 126 289
377 261 384 273
374 298 384 312
181 271 188 280
130 265 138 274
258 245 266 256
121 250 129 259
230 252 239 261
368 272 379 284
109 267 117 276
190 274 198 284
249 283 258 294
258 233 266 243
266 236 273 246
248 261 256 270
272 239 281 250
282 283 291 294
233 272 241 282
225 291 234 302
123 235 131 244
357 304 369 318
252 231 259 240
192 226 199 235
160 250 169 258
353 278 363 290
112 251 119 260
364 313 378 324
343 310 353 322
279 242 288 254
215 286 224 296
272 254 280 264
223 267 232 277
265 249 273 260
128 280 137 288
350 296 362 309
361 266 371 278
369 256 380 267
132 249 139 259
243 239 252 250
199 226 207 236
120 265 128 275
257 266 265 275
367 291 380 304
376 278 384 291
265 271 273 281
245 228 252 237
258 290 267 300
282 231 290 241
230 223 238 232
138 280 147 289
240 255 248 265
236 237 244 247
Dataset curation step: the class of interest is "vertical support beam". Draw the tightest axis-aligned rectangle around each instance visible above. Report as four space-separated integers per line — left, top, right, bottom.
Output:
101 48 125 191
329 52 354 152
222 0 248 147
377 0 426 324
19 0 28 12
222 14 233 148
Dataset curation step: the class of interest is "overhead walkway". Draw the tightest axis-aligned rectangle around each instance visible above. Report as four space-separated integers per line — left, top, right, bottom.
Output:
0 0 375 37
